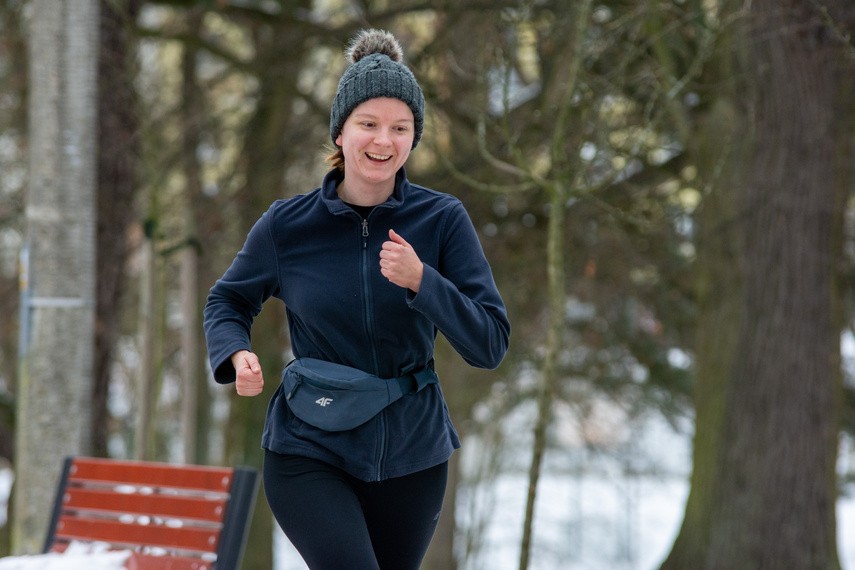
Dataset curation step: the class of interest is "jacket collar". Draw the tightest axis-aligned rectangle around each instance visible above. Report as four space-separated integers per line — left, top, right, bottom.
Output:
321 167 408 215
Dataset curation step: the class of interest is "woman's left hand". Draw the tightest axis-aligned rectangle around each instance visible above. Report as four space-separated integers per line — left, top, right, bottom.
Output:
380 229 424 293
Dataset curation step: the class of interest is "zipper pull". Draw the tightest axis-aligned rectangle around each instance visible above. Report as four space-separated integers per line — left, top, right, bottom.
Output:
362 218 369 249
286 377 302 400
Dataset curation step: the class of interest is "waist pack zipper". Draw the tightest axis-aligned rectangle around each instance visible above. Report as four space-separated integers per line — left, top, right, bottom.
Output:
286 377 302 400
286 375 337 400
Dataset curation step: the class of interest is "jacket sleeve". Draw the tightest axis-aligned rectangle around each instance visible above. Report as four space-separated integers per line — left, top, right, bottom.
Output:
407 203 510 369
203 211 281 383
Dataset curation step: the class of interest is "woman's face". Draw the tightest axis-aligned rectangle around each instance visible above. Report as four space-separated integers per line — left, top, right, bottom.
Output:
335 97 414 199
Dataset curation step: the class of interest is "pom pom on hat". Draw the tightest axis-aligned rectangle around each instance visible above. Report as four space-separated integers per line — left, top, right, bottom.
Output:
346 29 403 64
330 29 424 149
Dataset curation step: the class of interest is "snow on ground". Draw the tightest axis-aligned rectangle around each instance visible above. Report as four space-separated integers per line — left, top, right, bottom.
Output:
0 543 130 570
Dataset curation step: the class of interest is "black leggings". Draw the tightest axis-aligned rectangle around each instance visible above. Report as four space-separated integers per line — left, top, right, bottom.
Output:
263 450 448 570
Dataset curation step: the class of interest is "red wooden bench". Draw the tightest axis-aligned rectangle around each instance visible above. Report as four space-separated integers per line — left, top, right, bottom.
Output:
44 457 259 570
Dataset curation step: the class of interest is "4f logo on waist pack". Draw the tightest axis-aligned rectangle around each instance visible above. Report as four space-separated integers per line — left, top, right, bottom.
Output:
315 397 333 407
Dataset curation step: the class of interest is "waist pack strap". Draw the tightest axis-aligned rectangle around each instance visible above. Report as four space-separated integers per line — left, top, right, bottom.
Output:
392 361 437 396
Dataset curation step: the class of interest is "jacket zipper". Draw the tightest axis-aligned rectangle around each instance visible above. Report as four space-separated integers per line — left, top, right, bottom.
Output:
360 217 380 373
360 215 386 481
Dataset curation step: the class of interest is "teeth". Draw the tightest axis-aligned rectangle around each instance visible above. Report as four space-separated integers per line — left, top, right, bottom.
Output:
366 152 391 161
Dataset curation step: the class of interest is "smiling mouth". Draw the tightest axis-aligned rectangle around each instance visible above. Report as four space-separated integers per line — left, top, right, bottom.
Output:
366 152 392 162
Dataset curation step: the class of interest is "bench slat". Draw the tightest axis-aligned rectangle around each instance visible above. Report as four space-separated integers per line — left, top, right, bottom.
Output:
55 515 221 553
68 458 233 493
62 487 227 523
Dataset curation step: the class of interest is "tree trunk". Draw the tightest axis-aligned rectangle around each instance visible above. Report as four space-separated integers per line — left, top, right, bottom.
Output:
180 7 203 465
0 17 27 562
660 97 746 567
518 3 590 568
92 0 142 459
135 230 156 460
662 1 851 568
421 450 460 570
518 180 565 570
422 335 494 570
224 309 281 570
220 14 310 567
15 0 99 554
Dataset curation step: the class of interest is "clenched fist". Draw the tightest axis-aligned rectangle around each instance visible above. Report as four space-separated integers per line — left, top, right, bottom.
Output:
380 229 423 293
231 350 264 396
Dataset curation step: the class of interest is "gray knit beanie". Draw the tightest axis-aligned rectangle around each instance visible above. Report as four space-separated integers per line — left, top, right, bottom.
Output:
330 29 424 149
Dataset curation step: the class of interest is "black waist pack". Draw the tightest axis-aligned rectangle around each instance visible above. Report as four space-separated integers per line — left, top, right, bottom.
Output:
282 357 438 432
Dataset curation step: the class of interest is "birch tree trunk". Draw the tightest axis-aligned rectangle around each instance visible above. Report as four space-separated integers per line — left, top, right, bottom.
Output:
15 0 99 554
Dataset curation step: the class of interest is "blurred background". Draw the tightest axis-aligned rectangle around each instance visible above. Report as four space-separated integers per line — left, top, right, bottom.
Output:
1 1 854 569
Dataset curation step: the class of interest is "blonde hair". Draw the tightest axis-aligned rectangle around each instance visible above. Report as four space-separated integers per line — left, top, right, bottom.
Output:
325 146 345 172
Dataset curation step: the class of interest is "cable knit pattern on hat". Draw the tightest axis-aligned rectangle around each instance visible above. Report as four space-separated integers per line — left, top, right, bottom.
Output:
330 29 425 149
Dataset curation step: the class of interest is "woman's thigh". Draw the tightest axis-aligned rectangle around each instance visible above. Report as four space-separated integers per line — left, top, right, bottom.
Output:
263 451 380 570
357 461 449 570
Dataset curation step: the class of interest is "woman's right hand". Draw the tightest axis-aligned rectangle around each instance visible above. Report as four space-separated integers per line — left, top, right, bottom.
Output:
231 350 264 396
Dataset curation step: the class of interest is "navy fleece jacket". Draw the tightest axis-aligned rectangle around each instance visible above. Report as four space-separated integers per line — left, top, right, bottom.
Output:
203 167 510 481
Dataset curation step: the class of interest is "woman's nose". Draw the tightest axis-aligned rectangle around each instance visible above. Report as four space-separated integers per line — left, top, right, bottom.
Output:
374 129 392 145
